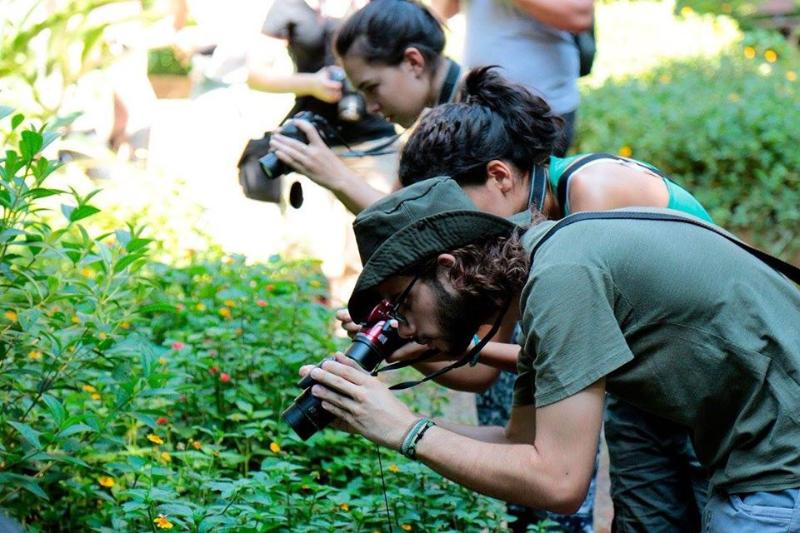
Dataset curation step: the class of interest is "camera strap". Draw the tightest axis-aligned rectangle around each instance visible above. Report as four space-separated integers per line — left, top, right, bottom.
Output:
384 298 511 391
529 163 548 212
438 59 462 105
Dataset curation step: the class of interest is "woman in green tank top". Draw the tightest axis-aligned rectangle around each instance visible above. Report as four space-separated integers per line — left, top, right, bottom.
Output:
396 66 714 531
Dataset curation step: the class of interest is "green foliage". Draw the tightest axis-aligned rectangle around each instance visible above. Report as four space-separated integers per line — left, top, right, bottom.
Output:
0 113 505 531
0 0 132 117
675 0 800 31
148 48 192 77
575 32 800 260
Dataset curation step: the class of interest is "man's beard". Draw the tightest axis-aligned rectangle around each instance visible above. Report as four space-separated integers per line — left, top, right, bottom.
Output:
429 275 500 355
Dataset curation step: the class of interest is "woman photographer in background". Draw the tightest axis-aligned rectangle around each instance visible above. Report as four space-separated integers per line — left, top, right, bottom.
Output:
267 0 463 213
391 66 712 532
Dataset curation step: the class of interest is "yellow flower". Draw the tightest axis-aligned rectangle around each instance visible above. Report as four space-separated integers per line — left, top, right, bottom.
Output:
340 503 349 511
388 464 399 473
82 385 97 393
159 357 168 365
195 302 206 312
744 46 756 59
153 515 173 529
147 434 164 445
98 476 115 488
618 145 633 158
764 49 778 63
787 70 797 81
71 315 81 324
218 307 231 319
680 6 693 16
4 311 17 321
191 440 202 450
91 393 101 401
120 321 130 330
28 350 42 361
98 332 108 340
223 299 235 307
80 267 95 279
401 525 412 531
309 280 322 288
160 451 171 462
270 442 281 453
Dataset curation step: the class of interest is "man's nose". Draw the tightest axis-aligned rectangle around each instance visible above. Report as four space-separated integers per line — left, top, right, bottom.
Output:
396 321 415 339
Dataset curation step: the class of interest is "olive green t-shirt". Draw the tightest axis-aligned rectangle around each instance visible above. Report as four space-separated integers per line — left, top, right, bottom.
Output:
513 208 800 494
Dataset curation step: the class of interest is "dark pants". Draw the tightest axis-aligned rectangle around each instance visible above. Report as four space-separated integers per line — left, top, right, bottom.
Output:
605 396 709 532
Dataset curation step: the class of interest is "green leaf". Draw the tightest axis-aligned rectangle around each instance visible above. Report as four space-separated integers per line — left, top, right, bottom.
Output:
138 303 179 314
25 188 63 199
42 394 66 427
20 130 43 161
113 253 143 274
8 421 42 449
11 113 24 131
57 423 94 438
20 479 49 501
125 238 152 253
68 204 100 222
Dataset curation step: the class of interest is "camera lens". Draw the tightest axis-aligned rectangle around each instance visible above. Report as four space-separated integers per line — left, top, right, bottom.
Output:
282 387 335 441
258 152 285 180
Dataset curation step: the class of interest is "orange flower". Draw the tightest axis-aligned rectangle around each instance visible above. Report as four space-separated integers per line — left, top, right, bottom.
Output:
218 307 231 319
191 440 202 450
618 146 633 158
270 442 281 453
147 434 164 445
91 393 101 401
764 49 778 63
98 332 108 340
98 476 115 488
340 503 349 511
28 350 43 361
120 321 130 330
153 514 173 529
160 451 171 462
82 385 97 393
80 267 95 279
4 311 17 321
223 299 236 307
401 525 412 531
256 299 268 307
744 46 756 59
157 417 169 425
388 464 399 473
171 341 185 350
787 70 797 81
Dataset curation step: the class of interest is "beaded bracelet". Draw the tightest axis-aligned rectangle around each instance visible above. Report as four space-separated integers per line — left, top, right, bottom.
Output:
400 417 436 459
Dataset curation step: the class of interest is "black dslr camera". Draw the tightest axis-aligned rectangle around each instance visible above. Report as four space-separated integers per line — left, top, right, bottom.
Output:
282 300 407 440
258 111 338 181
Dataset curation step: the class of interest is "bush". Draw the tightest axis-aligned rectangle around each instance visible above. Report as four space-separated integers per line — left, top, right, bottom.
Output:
148 48 192 77
575 32 800 261
0 111 506 531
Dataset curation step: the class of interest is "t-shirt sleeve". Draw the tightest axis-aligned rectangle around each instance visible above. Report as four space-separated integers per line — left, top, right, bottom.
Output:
262 0 314 39
513 263 634 408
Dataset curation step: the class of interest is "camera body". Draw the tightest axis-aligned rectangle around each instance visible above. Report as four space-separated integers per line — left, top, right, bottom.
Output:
327 66 366 123
282 301 407 440
258 110 338 181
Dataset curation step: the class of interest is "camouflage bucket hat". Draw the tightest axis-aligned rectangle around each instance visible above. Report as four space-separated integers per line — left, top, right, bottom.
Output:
348 177 519 322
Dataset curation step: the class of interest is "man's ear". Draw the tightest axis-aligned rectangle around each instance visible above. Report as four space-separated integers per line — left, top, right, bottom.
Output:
485 160 516 193
403 47 427 77
436 253 456 269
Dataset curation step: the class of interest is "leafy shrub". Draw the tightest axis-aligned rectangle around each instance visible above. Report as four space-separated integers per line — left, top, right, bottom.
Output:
0 111 506 531
575 32 800 261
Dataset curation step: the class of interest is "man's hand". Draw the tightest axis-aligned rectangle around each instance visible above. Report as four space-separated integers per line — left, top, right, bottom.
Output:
301 353 418 449
335 308 362 339
269 120 352 190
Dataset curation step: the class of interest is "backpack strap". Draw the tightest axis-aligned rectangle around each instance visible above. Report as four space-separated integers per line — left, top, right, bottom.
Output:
529 211 800 284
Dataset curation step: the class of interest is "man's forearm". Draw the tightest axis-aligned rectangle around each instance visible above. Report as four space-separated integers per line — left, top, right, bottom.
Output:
247 70 318 96
413 426 582 513
512 0 593 32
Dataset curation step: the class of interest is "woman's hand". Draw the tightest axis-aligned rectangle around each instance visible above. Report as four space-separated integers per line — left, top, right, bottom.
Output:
301 353 418 449
307 66 343 103
269 120 355 191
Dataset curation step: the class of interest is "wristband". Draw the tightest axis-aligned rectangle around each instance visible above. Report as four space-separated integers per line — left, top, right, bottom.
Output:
400 417 436 459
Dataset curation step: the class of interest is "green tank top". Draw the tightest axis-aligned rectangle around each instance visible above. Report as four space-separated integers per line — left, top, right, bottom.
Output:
547 154 713 222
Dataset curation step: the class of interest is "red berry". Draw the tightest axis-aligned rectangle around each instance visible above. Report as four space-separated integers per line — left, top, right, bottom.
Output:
219 373 231 383
156 417 168 425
